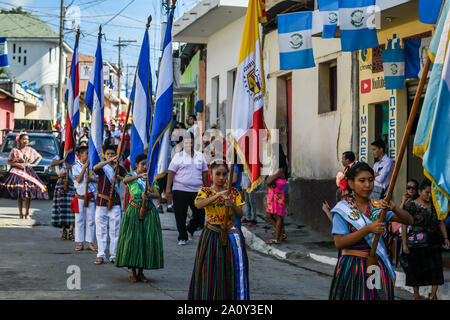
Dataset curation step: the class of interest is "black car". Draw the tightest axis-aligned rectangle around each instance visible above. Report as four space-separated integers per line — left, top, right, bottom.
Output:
0 132 61 196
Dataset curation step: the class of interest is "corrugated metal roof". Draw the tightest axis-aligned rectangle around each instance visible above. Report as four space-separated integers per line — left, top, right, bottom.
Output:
0 13 58 38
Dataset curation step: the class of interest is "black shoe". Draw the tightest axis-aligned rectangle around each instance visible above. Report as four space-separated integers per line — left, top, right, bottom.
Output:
158 205 164 214
167 205 174 213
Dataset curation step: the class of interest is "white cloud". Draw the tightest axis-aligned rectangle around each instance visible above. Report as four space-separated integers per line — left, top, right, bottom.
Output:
10 0 34 7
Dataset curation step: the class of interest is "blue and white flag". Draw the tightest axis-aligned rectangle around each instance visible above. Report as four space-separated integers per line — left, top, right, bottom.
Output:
0 38 9 67
419 0 443 25
404 37 432 79
130 27 152 171
382 34 405 90
277 11 315 70
147 7 174 185
338 0 378 52
85 33 104 170
318 0 339 39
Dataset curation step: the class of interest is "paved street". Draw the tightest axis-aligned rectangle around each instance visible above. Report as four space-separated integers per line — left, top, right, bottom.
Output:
0 199 333 300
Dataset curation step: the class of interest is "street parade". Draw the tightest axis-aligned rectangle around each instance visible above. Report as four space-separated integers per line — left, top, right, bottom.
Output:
0 0 449 309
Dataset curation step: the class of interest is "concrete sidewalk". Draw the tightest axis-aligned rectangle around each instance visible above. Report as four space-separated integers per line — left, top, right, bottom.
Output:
241 209 450 300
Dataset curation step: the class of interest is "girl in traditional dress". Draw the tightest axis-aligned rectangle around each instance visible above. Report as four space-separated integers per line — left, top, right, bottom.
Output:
188 159 248 300
115 154 164 283
50 142 76 240
329 161 413 300
0 132 49 219
265 143 288 244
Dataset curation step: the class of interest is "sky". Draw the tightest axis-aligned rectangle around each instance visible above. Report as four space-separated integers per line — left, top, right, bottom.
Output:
0 0 200 92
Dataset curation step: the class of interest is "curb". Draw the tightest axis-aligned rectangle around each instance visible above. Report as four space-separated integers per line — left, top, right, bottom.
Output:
242 226 450 300
0 218 37 228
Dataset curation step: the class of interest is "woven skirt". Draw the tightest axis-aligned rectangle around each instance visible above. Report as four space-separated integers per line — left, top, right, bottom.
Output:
405 245 444 287
0 167 49 200
329 254 394 300
188 226 250 300
115 202 164 270
51 182 75 227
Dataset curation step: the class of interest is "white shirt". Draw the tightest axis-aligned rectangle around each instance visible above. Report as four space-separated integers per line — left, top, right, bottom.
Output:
71 159 97 195
168 150 208 193
112 129 122 145
52 155 68 176
373 154 394 190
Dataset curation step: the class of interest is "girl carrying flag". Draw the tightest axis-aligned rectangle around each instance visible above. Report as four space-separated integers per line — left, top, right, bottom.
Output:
115 154 164 282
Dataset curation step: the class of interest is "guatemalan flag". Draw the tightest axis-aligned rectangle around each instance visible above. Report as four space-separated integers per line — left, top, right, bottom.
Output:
0 37 9 67
147 7 174 185
129 27 152 171
318 0 339 39
338 0 378 52
277 11 315 70
419 0 444 25
231 0 267 193
414 0 450 219
64 34 80 167
382 34 405 90
404 37 432 79
85 32 104 170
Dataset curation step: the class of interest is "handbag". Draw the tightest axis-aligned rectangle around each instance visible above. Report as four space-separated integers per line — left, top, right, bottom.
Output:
406 231 429 248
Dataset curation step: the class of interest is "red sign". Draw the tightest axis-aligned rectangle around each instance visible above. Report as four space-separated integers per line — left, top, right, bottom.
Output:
361 79 371 94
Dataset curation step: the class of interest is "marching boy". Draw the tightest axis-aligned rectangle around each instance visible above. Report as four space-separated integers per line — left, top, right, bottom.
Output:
71 146 98 252
93 145 128 264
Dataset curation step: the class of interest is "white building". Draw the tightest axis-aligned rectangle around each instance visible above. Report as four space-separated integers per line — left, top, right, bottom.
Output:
0 13 72 123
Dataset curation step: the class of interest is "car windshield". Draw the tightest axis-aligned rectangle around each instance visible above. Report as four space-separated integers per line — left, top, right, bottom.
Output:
2 135 59 157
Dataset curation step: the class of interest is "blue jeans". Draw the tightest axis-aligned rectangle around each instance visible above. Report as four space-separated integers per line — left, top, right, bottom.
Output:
244 191 257 221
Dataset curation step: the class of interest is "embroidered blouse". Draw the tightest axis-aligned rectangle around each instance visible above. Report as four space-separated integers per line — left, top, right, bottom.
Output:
195 187 245 225
8 147 39 166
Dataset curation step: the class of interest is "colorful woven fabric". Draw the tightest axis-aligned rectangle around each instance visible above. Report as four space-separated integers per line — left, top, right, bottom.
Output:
51 182 75 227
188 226 250 300
0 166 49 200
266 178 287 216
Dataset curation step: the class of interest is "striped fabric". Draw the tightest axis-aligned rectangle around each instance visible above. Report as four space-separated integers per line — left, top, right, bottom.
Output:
329 225 394 300
115 202 164 270
188 226 250 300
51 182 76 227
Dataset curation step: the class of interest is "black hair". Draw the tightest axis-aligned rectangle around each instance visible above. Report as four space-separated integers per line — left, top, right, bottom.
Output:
272 143 289 178
103 145 116 154
59 141 65 159
189 114 197 121
371 139 386 153
135 153 147 165
18 132 28 141
407 179 419 187
342 151 356 163
210 159 229 173
77 146 88 155
418 178 432 191
345 162 374 193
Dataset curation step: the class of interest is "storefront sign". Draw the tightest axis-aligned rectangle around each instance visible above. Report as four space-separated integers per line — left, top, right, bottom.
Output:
388 90 397 160
360 104 368 162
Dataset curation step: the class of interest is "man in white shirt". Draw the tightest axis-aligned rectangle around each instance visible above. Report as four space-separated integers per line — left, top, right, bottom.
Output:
187 115 201 151
71 146 98 252
371 139 394 200
110 124 122 147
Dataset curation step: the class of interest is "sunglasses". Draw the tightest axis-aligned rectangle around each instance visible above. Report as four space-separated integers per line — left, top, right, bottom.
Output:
406 186 417 190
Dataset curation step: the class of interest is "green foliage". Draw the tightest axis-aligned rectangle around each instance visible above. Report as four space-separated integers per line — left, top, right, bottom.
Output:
0 7 30 15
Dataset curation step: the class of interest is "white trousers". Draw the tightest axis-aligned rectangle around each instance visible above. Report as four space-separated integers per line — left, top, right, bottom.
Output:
95 205 121 261
74 199 96 243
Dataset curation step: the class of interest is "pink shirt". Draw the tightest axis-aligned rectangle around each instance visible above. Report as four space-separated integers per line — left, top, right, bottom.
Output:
8 147 39 165
168 150 208 193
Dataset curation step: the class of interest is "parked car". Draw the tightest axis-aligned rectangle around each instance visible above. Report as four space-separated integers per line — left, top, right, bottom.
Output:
0 132 61 197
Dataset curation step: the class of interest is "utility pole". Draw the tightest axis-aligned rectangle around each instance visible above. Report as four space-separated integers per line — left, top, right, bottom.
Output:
57 0 65 126
126 64 136 97
113 37 136 118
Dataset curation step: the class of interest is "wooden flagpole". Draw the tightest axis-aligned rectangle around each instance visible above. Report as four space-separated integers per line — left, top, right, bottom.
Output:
84 164 90 208
367 1 446 268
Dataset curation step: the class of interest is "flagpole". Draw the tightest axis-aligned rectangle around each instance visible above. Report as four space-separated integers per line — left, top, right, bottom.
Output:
366 1 446 269
64 27 81 193
84 163 90 208
139 1 176 220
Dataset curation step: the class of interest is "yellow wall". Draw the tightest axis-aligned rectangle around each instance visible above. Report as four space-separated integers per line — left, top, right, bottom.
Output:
359 19 433 202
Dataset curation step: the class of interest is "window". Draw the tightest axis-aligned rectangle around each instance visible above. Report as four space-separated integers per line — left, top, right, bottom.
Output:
49 48 52 63
13 44 16 54
212 76 219 125
318 59 338 114
18 56 21 63
24 56 26 66
18 46 21 54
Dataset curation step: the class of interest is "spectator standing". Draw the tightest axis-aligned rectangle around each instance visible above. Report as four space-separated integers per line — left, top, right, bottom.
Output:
371 139 394 200
241 172 258 227
187 115 201 151
402 179 450 300
165 132 209 245
336 151 356 201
